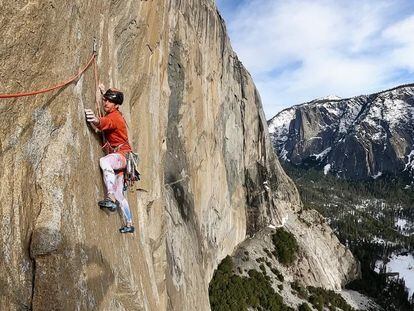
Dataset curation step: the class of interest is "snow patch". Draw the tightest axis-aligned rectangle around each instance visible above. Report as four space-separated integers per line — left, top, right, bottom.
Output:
324 164 331 175
268 215 288 229
372 172 382 179
307 136 322 141
279 135 288 142
354 199 378 211
383 99 411 129
375 253 414 296
312 147 332 160
279 148 289 161
317 95 342 101
371 131 386 141
396 218 407 230
324 106 340 116
268 109 295 135
395 218 412 237
372 237 386 245
338 100 362 133
404 150 414 171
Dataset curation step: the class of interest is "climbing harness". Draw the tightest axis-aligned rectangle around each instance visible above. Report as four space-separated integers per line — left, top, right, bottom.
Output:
101 141 127 154
101 141 141 191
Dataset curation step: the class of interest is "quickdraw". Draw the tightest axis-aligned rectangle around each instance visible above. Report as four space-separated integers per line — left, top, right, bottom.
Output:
124 151 141 191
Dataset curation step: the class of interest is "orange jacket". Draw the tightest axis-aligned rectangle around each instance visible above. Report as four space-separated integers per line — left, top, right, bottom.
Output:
96 109 132 157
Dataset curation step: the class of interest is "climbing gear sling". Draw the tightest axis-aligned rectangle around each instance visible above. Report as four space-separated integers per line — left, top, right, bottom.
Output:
124 151 141 191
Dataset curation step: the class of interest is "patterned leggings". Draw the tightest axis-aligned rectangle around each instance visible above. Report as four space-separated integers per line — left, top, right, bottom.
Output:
99 153 132 224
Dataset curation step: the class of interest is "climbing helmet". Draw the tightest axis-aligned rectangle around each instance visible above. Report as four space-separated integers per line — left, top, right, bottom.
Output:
103 89 124 105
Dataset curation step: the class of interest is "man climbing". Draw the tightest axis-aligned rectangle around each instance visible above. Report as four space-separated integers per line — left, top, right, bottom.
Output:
84 86 135 234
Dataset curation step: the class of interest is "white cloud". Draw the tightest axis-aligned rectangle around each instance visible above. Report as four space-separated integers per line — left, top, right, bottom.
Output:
218 0 414 118
382 15 414 71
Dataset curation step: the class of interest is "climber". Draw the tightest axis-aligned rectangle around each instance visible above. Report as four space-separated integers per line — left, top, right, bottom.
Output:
84 86 135 234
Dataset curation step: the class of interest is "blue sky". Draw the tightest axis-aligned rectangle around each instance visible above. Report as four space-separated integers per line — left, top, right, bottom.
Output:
216 0 414 118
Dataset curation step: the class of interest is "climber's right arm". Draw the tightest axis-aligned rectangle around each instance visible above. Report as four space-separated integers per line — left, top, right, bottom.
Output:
84 109 100 126
84 109 116 131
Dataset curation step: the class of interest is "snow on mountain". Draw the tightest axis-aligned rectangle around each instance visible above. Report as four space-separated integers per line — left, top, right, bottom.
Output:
268 108 295 141
268 84 414 180
268 108 296 161
375 253 414 297
312 147 332 160
317 95 342 101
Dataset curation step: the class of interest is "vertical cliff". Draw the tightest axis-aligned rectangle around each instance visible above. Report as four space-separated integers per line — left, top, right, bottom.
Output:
0 1 357 310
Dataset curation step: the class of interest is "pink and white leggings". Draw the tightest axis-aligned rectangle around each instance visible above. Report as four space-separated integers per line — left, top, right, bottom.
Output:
99 153 132 224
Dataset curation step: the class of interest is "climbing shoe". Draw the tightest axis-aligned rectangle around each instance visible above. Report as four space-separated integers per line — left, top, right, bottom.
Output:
98 198 118 212
119 226 135 234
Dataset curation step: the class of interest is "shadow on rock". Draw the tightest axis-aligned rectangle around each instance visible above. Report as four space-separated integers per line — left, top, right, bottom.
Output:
0 275 31 310
0 227 115 310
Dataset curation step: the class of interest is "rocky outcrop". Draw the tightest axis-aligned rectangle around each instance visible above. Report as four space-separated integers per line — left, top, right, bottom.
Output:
234 209 359 290
268 84 414 180
231 213 360 309
0 1 357 310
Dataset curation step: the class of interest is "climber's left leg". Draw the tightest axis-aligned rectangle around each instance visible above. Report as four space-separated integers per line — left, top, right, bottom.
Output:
98 153 126 211
113 172 134 234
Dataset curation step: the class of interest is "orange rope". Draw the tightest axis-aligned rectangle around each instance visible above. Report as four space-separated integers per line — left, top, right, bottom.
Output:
0 53 96 99
0 50 110 153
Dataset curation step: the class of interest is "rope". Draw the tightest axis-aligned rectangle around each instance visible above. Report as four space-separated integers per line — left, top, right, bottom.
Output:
91 55 108 147
92 55 102 118
0 49 116 160
0 53 96 99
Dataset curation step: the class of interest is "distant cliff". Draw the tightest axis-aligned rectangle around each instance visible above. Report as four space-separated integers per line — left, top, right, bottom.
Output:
0 1 357 310
269 84 414 180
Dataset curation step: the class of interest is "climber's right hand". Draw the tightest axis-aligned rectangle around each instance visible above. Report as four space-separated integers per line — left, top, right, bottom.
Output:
84 109 99 125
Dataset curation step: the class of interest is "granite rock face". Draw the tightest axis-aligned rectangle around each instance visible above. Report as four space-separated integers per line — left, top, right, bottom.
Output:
0 1 356 310
269 84 414 180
